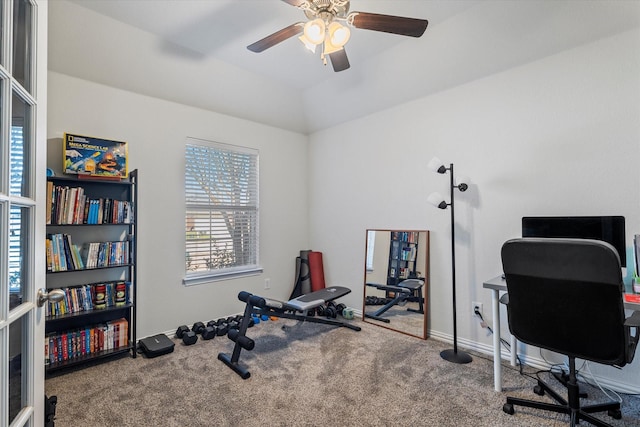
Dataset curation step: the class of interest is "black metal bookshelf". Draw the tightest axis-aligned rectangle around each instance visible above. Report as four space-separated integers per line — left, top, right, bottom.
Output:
45 170 138 374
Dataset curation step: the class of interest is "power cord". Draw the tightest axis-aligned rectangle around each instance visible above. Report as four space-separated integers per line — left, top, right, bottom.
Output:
579 361 623 404
473 309 529 377
474 310 630 404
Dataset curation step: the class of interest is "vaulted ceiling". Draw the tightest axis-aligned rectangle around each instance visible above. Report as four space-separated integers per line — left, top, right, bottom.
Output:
49 0 640 134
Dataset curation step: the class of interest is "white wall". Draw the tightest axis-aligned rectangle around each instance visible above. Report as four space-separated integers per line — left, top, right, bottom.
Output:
45 17 640 390
308 29 640 390
47 72 309 338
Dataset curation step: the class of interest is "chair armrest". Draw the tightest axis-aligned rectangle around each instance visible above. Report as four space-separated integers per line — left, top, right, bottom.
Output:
499 293 509 305
624 311 640 364
624 311 640 328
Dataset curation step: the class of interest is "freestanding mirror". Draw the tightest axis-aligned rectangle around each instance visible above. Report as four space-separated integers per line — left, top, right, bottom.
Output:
362 230 429 339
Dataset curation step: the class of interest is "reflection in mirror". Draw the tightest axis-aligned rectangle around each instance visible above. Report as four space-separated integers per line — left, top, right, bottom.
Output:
363 230 429 339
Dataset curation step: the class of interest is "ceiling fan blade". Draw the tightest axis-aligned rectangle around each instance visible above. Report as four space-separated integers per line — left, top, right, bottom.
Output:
328 49 350 72
349 12 428 38
281 0 306 6
247 22 304 53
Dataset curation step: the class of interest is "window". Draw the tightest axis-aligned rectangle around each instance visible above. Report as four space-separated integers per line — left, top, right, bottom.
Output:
184 138 260 285
366 230 376 271
9 125 25 294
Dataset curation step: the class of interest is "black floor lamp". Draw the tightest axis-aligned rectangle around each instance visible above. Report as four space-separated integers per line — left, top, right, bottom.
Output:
427 157 473 364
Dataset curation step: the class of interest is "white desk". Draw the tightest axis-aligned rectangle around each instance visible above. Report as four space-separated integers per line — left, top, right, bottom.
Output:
482 275 515 392
482 275 640 392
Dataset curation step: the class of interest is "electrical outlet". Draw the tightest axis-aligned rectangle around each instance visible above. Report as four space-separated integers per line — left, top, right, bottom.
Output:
264 278 270 290
472 302 483 317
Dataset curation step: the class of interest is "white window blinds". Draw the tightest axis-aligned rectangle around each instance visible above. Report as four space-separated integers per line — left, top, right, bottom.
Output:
184 138 261 285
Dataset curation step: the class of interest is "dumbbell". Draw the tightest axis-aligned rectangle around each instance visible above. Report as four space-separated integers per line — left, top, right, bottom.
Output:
236 316 255 328
175 325 197 345
335 303 346 316
192 321 205 334
227 319 240 330
324 302 338 318
192 321 216 340
214 319 229 336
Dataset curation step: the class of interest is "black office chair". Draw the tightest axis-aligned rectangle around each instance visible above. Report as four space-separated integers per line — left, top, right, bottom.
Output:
500 238 640 427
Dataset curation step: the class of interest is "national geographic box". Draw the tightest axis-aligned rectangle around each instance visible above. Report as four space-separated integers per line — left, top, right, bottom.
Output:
63 133 128 178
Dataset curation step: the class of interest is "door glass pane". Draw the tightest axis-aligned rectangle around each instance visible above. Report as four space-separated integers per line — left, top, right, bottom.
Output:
8 316 26 424
10 93 30 197
13 0 33 93
0 2 4 67
9 205 28 310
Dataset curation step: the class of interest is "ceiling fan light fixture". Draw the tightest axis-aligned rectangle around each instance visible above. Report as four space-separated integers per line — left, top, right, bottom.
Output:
298 34 317 52
323 40 343 55
328 21 350 48
303 18 325 45
248 1 429 72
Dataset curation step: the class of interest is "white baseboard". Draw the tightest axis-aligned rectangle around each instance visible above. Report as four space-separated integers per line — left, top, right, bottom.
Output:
428 329 640 395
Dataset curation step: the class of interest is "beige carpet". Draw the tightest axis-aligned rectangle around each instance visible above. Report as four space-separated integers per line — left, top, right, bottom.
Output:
45 318 640 426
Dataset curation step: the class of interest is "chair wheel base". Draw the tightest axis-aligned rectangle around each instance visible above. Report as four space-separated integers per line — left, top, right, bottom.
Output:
534 385 544 396
503 403 514 415
608 409 622 419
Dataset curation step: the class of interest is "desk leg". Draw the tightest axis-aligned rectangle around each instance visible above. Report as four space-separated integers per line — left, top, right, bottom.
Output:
510 335 517 366
491 288 502 392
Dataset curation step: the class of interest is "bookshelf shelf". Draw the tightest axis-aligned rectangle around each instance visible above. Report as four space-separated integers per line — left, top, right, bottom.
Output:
46 264 133 274
45 170 138 375
46 346 133 373
46 303 133 322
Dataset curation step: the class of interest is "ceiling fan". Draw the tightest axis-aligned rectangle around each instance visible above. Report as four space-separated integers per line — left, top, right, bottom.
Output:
247 0 429 72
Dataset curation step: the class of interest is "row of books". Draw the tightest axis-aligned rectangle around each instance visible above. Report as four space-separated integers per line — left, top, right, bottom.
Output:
391 231 420 243
83 241 130 269
46 233 84 272
46 182 133 225
46 233 130 272
45 318 129 366
390 242 417 261
400 246 417 261
45 281 132 318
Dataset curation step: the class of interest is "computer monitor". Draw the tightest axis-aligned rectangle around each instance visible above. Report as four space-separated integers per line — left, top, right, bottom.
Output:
522 216 626 267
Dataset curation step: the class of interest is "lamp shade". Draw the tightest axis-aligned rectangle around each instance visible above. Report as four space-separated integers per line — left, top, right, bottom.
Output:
427 192 448 209
304 19 325 45
328 22 350 47
298 34 317 52
427 157 446 174
457 175 470 191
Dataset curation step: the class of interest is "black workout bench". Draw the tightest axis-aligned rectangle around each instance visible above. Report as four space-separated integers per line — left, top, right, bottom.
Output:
218 286 361 379
364 279 424 323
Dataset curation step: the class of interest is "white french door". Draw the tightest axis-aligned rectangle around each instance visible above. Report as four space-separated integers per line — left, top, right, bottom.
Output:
1 1 47 426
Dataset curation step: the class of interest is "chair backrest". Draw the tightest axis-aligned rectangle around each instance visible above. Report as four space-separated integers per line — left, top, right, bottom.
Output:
501 238 627 366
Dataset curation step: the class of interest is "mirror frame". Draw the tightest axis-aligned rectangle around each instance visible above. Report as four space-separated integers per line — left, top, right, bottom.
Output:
362 229 429 339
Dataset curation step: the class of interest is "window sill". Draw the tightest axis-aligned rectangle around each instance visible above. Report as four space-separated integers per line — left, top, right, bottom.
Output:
183 266 263 286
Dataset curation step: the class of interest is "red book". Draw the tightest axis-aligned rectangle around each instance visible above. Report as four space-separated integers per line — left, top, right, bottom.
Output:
624 293 640 303
81 329 87 356
61 334 68 361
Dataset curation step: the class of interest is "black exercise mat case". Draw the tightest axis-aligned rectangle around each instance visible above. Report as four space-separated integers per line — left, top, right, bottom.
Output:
138 334 175 358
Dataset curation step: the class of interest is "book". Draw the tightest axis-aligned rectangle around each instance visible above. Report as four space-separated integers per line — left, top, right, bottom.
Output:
46 181 53 224
624 294 640 303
